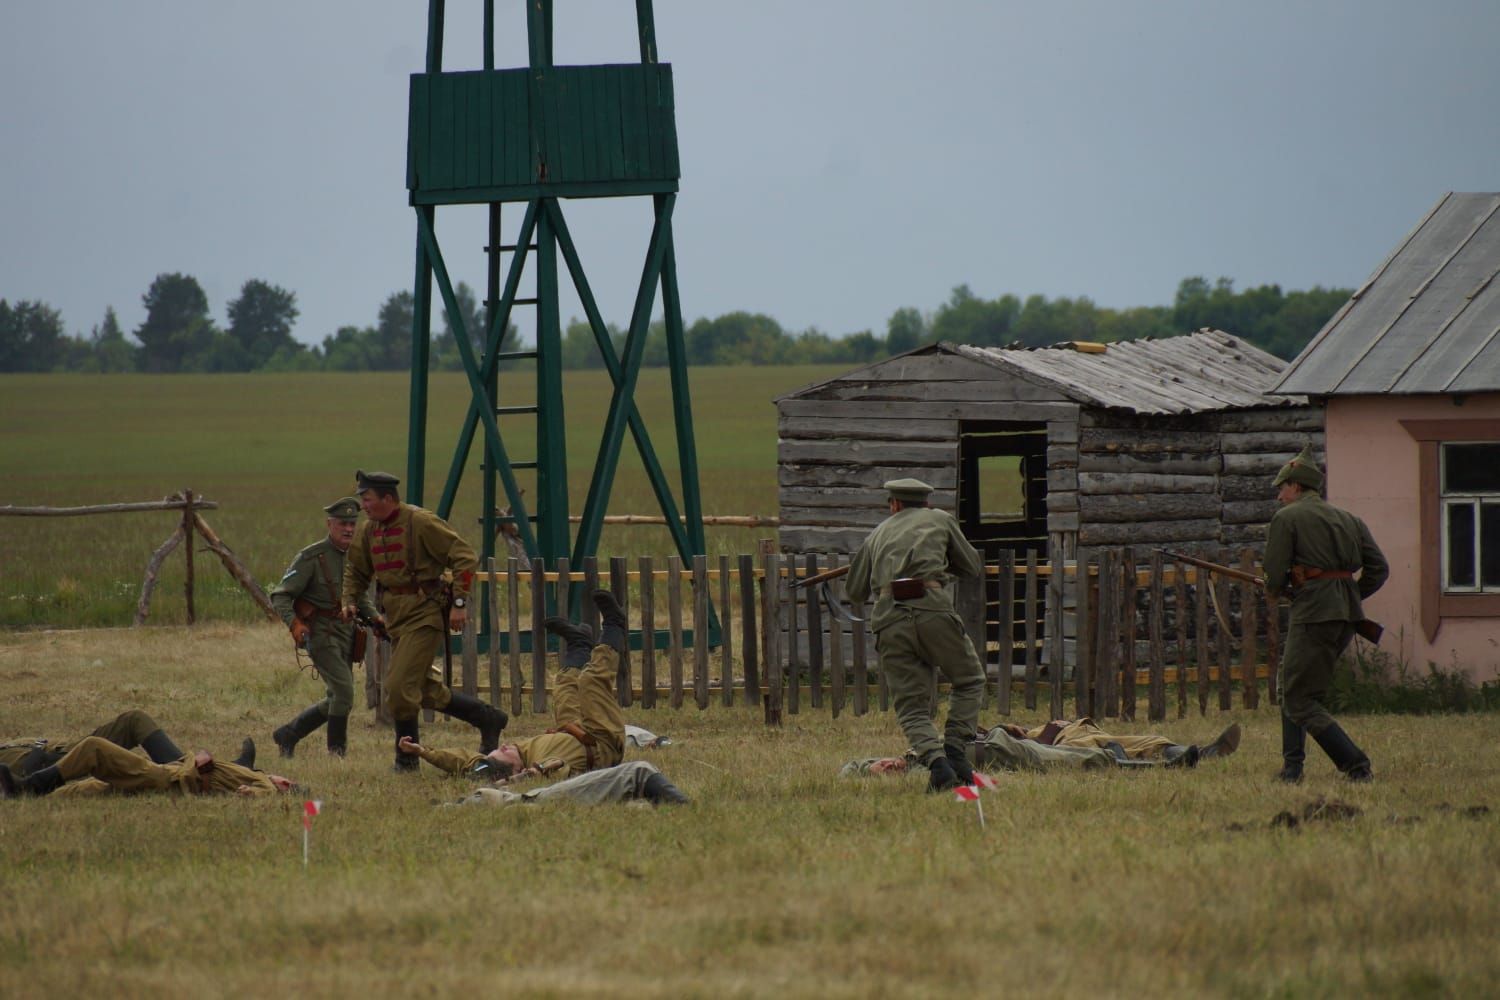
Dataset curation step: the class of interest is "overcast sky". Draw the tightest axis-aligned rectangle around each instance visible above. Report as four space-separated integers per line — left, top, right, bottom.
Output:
3 1 1498 348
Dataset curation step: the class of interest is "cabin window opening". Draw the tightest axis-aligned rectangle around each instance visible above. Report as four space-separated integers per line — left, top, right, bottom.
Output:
1440 441 1500 593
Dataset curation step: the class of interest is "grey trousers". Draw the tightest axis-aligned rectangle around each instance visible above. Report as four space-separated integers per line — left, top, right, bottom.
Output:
455 760 663 807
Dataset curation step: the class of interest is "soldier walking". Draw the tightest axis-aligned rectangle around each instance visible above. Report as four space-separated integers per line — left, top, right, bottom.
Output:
341 470 507 772
844 478 987 792
1264 445 1389 782
269 497 379 757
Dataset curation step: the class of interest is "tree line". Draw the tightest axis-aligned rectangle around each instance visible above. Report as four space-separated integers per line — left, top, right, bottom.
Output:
0 272 1349 374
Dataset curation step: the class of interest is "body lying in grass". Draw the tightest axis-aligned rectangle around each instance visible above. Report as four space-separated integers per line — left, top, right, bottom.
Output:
842 721 1241 776
1 736 292 798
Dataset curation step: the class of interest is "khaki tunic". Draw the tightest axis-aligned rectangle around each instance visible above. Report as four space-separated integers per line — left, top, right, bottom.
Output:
1023 718 1176 760
342 503 478 719
418 645 625 780
845 505 986 764
1264 492 1389 735
269 536 377 716
49 737 280 797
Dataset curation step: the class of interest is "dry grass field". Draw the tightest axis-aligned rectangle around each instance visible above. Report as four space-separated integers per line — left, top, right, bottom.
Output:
0 366 844 628
2 625 1498 999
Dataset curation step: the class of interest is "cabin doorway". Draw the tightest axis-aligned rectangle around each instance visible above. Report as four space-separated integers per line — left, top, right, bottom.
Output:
958 421 1048 668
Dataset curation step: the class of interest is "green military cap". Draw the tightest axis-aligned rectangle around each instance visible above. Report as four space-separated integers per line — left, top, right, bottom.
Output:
324 497 361 521
1272 444 1324 491
355 469 400 493
883 478 934 502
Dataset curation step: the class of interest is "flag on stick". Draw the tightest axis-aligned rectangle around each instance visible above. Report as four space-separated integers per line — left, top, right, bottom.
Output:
302 799 323 868
952 784 986 828
973 771 998 790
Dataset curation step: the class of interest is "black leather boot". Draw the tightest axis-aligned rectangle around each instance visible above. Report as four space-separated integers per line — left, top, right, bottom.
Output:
141 729 185 764
233 738 256 768
3 763 65 797
326 715 349 757
1198 723 1241 761
544 616 596 668
1312 722 1373 781
274 704 329 759
592 589 629 656
442 692 508 754
642 771 691 805
926 755 961 793
1277 713 1306 783
944 744 975 785
393 718 421 773
1164 744 1201 768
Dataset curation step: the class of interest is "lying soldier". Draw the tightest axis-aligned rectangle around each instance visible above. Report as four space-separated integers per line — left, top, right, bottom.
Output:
447 760 689 808
842 721 1241 777
993 718 1241 767
399 589 628 782
1 709 255 778
0 736 291 799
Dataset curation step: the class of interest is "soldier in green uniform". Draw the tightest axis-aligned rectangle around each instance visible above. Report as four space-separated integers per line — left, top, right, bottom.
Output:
268 497 380 758
449 760 690 807
1 736 288 799
1263 444 1388 782
1 710 255 778
340 470 507 772
845 478 987 793
398 590 629 782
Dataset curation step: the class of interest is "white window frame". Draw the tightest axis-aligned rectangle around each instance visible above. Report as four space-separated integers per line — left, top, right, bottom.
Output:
1439 442 1500 595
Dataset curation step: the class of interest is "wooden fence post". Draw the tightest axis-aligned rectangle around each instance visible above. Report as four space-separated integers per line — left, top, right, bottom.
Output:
1148 550 1165 722
719 555 735 708
996 550 1013 716
182 489 196 625
1240 548 1260 709
760 540 783 725
783 553 801 716
507 558 523 716
639 556 657 709
486 557 501 707
531 561 548 714
1121 548 1137 722
1047 536 1066 719
1195 566 1210 716
804 554 823 710
1216 548 1232 711
1096 549 1118 718
667 555 685 709
828 557 845 719
739 553 759 704
693 555 710 710
1173 557 1190 719
1073 550 1091 718
610 556 632 708
1023 550 1039 710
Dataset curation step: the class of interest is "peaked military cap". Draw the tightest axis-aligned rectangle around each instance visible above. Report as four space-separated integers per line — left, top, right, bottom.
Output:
883 478 934 502
324 496 361 521
1272 444 1324 491
355 469 400 493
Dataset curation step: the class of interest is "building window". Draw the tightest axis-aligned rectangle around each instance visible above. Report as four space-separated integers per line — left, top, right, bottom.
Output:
1441 442 1500 592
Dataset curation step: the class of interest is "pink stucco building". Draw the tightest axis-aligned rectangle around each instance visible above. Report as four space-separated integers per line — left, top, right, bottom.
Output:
1275 193 1500 683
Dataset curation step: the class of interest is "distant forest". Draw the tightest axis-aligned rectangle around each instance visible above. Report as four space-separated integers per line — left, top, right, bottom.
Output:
0 273 1349 374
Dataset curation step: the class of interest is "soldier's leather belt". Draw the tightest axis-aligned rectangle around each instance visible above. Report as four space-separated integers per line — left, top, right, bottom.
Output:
886 578 942 601
382 580 441 596
293 597 340 620
1292 565 1355 583
547 722 598 771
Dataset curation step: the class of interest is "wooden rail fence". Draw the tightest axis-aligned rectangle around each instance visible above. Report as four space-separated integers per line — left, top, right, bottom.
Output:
364 544 1281 724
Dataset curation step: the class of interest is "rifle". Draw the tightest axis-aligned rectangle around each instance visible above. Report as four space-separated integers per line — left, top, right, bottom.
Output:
1157 549 1384 645
787 563 865 624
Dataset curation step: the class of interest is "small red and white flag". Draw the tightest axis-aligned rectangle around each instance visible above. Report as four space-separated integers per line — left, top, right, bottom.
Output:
301 800 323 869
953 784 980 802
972 771 998 790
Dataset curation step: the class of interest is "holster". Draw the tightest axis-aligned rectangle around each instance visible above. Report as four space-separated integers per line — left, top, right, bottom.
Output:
890 578 929 601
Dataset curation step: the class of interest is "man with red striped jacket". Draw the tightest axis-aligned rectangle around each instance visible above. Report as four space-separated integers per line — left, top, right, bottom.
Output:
341 469 507 772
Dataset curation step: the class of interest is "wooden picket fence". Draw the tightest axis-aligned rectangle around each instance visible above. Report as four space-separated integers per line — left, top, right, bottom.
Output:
361 543 1281 724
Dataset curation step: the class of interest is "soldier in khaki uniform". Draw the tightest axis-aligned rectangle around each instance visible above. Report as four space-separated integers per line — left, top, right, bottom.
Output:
845 478 987 793
1 710 255 778
1264 444 1388 782
340 470 507 771
269 497 380 757
399 590 628 782
1 736 288 798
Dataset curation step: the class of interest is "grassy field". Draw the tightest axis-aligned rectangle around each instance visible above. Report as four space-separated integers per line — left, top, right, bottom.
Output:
1 625 1498 997
0 367 843 628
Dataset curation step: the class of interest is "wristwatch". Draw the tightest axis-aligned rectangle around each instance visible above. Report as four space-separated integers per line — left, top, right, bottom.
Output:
452 597 467 609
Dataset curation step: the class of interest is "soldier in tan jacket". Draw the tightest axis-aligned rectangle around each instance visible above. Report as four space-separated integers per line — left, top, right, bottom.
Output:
1 736 290 798
341 470 507 772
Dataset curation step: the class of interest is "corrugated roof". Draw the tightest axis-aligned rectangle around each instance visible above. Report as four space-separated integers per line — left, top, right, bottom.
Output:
1272 192 1500 396
949 329 1302 414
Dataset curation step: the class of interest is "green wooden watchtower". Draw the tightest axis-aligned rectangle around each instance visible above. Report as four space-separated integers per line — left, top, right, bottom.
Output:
403 0 706 617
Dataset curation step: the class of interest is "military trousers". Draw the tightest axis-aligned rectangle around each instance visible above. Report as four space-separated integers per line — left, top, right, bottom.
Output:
385 622 455 721
554 646 626 767
875 607 985 764
306 629 356 717
974 729 1117 772
52 736 183 794
1280 619 1356 737
0 710 162 777
459 760 663 808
